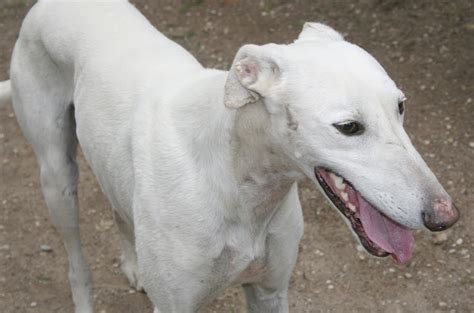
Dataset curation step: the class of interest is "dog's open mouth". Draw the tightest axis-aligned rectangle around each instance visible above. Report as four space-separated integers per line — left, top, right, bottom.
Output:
315 168 415 263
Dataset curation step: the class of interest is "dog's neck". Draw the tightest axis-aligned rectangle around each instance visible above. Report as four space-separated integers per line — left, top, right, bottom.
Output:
183 70 304 225
169 69 303 227
232 101 300 184
229 101 304 223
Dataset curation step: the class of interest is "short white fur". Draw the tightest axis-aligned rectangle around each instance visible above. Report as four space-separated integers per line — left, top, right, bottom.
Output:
0 1 454 313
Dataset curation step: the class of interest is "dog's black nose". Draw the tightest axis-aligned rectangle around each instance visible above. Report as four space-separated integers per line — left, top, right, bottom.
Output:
422 199 460 231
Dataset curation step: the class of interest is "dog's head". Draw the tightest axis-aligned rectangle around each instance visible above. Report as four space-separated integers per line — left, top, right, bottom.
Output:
224 23 459 263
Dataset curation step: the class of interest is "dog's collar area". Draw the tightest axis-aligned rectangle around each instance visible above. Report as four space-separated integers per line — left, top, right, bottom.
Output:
314 168 415 263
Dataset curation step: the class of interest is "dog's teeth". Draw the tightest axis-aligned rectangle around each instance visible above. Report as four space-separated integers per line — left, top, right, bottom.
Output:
329 173 345 190
348 203 356 212
340 191 348 202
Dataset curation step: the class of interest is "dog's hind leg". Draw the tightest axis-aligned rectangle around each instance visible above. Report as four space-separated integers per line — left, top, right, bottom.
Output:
11 47 93 312
113 211 143 291
36 109 93 313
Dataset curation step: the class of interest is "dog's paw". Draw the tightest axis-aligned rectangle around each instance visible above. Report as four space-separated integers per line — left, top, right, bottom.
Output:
120 259 144 292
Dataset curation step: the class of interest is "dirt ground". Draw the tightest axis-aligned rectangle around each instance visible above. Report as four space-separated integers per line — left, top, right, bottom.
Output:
0 0 473 312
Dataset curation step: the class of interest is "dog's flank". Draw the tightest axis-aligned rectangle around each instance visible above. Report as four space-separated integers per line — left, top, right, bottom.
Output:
8 1 458 313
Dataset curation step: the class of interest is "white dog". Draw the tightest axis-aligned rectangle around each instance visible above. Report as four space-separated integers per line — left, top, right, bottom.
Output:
0 1 459 312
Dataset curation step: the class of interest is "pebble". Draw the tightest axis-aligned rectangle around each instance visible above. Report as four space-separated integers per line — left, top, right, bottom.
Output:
432 232 448 245
0 244 10 251
327 284 334 290
40 245 53 252
30 302 37 307
469 142 474 148
439 301 447 307
404 273 412 279
456 238 463 245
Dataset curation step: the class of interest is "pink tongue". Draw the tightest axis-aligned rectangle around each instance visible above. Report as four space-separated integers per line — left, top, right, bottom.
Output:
358 194 415 263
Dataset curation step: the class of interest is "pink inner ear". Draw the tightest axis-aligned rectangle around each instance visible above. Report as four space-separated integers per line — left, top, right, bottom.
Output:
235 58 259 85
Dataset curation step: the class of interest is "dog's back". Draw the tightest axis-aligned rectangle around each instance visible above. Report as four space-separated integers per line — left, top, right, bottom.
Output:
11 0 204 213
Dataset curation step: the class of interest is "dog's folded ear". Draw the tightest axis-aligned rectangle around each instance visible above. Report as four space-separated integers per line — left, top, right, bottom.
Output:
224 44 281 109
295 22 343 43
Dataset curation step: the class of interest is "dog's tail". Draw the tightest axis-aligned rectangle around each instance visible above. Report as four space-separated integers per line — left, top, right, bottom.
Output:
0 80 12 108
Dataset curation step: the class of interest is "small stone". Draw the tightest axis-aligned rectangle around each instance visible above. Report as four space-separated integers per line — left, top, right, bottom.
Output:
439 302 447 307
469 142 474 148
432 232 448 245
40 245 53 252
388 268 395 273
404 273 412 279
0 244 10 251
128 289 136 294
30 302 37 307
327 284 334 290
95 219 114 232
456 238 463 245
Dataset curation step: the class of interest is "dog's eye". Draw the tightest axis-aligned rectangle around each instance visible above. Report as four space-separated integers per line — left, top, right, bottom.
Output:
333 121 364 136
398 101 405 115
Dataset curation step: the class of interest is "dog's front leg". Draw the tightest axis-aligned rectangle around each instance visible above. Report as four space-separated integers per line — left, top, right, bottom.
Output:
243 183 304 313
243 283 290 313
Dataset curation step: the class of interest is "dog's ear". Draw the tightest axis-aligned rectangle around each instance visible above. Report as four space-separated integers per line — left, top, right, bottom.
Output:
224 44 281 109
295 22 343 43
